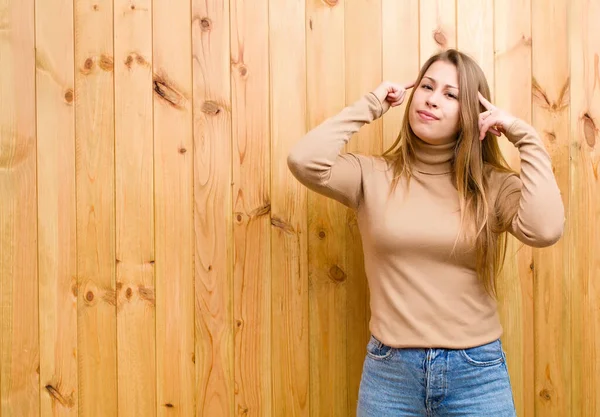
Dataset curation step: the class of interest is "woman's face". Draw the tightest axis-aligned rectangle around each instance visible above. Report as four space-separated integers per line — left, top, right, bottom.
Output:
408 60 461 145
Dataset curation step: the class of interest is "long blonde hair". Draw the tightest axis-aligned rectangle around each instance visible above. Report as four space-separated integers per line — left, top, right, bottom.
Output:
381 49 516 298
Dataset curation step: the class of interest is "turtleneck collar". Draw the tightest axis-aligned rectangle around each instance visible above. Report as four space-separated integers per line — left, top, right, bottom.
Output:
411 137 457 175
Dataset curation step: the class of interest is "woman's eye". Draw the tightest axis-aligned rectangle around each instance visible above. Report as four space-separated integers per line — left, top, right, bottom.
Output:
421 84 433 90
446 92 458 99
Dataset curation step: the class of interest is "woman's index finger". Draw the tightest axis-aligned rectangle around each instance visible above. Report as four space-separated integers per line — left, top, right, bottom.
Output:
478 91 494 110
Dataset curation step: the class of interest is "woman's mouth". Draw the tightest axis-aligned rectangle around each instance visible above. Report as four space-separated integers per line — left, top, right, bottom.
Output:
417 110 439 121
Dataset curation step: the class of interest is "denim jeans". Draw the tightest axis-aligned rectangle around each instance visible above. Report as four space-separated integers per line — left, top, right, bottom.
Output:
357 334 517 416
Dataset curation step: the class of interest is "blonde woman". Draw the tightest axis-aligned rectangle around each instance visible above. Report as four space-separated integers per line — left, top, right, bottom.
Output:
287 49 564 416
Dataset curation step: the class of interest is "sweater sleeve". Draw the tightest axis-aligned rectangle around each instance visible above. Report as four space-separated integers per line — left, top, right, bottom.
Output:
494 118 565 247
287 92 383 210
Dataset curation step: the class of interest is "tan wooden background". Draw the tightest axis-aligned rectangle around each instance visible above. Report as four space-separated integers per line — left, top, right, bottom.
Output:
1 0 598 416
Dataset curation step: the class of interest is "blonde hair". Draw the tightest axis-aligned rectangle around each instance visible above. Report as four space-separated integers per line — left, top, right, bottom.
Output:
381 49 516 298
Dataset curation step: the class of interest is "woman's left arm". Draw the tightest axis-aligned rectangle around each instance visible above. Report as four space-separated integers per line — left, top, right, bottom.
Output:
494 119 565 247
478 93 565 247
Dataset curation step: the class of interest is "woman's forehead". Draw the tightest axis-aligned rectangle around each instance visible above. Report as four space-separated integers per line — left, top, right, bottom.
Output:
423 61 459 88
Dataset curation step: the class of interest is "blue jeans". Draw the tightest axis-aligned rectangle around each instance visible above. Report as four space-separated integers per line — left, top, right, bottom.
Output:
357 334 517 416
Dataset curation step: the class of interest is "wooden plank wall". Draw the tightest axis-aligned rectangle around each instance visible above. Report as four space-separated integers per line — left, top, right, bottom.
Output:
0 0 598 416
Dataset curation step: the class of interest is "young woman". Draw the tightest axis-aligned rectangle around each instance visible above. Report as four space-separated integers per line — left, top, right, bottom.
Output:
287 49 564 416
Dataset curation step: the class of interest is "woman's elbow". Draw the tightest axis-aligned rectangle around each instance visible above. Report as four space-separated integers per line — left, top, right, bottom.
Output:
528 218 565 248
287 150 304 178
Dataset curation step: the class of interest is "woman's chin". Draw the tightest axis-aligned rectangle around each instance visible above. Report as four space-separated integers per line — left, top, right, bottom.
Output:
410 125 456 146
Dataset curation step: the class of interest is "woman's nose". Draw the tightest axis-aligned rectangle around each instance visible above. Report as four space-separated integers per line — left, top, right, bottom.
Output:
426 97 438 108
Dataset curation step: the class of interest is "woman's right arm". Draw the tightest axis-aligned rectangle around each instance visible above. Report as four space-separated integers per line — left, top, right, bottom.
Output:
286 92 384 210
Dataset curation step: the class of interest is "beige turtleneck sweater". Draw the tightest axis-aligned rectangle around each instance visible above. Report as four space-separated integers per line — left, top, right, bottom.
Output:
287 92 564 349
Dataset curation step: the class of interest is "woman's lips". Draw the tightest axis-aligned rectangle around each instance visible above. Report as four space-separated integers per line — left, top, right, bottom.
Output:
417 110 439 121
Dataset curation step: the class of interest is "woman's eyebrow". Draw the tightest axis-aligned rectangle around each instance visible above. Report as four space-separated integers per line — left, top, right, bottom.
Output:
423 76 458 90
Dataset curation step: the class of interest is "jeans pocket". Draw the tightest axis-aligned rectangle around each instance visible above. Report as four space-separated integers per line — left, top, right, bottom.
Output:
459 339 505 367
366 334 395 361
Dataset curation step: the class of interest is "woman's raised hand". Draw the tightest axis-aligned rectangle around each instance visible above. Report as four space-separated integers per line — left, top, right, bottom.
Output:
372 81 415 113
478 92 517 141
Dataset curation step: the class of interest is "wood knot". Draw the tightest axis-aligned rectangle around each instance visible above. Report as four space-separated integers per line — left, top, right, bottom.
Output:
85 291 94 302
83 58 94 72
329 265 346 282
179 147 187 154
433 29 447 47
582 112 597 147
201 101 220 115
99 54 114 71
71 283 78 297
116 282 123 291
544 130 557 142
208 265 212 271
130 4 135 10
539 389 551 401
45 385 75 408
236 320 243 327
93 4 99 11
153 76 185 109
126 288 133 299
125 55 134 68
238 64 248 77
200 17 211 31
235 213 244 223
138 286 155 305
135 55 146 65
164 403 174 408
318 230 326 239
64 89 74 103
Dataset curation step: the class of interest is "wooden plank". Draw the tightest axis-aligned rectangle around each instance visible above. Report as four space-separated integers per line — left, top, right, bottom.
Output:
230 0 272 415
456 0 494 97
419 0 456 65
569 0 600 414
114 0 155 415
74 0 117 415
305 1 347 416
531 0 571 415
344 0 382 413
493 1 534 416
269 0 309 416
153 0 195 414
191 1 234 416
382 0 419 151
0 0 39 415
35 0 78 414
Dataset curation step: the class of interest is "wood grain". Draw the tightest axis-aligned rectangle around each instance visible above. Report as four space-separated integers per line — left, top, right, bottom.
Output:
0 1 599 414
419 0 456 65
569 0 600 415
114 0 156 415
494 1 534 416
345 0 382 413
153 0 195 414
532 0 571 415
382 0 419 151
74 0 117 415
36 0 78 414
0 0 40 415
306 1 347 416
230 0 272 415
192 1 233 416
270 0 309 416
457 0 494 96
